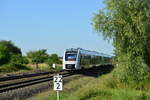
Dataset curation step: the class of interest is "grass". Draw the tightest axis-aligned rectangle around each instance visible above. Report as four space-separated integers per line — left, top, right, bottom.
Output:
65 74 150 100
0 63 62 74
27 73 150 100
27 76 96 100
0 64 32 74
27 63 50 70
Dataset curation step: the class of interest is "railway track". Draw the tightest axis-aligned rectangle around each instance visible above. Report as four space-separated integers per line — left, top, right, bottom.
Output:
0 65 114 100
0 70 71 94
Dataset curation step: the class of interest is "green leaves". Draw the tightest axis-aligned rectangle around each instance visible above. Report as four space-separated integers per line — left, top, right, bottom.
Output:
0 40 21 65
46 54 62 67
93 0 150 83
93 11 114 40
27 49 49 64
0 40 30 72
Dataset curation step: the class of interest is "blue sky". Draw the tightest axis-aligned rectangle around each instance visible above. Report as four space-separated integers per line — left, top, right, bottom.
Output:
0 0 114 56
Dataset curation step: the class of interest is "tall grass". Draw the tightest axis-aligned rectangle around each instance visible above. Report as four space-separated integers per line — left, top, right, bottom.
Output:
0 64 32 73
27 72 150 100
65 73 150 100
0 63 62 74
27 77 96 100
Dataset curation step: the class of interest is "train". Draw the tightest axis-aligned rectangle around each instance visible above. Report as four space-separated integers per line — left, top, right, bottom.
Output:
63 48 112 70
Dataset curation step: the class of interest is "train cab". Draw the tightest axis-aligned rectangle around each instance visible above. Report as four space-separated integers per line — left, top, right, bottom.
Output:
63 49 80 70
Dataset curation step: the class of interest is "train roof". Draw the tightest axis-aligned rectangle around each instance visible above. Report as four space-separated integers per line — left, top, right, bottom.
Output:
65 48 111 58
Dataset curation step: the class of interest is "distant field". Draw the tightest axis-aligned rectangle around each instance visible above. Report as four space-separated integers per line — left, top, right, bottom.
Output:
0 63 62 75
27 63 62 70
27 63 50 70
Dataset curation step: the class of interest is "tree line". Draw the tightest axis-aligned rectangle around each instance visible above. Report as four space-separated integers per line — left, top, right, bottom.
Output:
0 40 62 72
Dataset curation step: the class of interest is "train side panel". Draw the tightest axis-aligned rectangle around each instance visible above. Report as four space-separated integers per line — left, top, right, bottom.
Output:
63 48 112 70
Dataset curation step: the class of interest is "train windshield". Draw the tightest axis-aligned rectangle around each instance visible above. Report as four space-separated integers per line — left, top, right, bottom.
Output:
65 52 77 61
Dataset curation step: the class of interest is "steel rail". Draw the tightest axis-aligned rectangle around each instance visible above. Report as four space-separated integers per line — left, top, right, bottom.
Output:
0 71 71 93
0 70 64 82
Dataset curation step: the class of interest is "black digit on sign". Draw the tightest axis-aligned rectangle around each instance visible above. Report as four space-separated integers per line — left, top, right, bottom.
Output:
56 83 60 89
55 77 58 82
59 77 62 82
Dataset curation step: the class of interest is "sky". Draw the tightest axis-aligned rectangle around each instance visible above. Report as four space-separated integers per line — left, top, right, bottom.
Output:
0 0 114 56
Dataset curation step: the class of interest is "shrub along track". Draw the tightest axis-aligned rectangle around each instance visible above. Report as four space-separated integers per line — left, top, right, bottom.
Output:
0 65 113 100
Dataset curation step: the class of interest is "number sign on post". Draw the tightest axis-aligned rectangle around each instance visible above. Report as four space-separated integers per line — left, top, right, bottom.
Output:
53 74 63 100
53 74 63 91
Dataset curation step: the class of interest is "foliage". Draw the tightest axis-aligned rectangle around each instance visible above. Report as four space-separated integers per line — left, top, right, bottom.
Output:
27 49 49 69
10 54 29 66
0 63 31 73
0 40 21 54
0 40 22 65
22 56 29 64
46 54 62 67
0 44 10 65
93 0 150 83
0 40 31 73
65 74 150 100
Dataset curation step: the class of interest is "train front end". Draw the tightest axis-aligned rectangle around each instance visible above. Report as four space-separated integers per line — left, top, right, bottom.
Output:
63 49 79 70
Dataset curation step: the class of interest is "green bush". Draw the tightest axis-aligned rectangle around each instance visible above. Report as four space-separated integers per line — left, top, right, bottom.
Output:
10 54 29 66
0 54 30 73
0 45 10 65
46 54 62 67
0 64 31 73
113 54 150 84
22 56 29 64
27 49 49 69
0 64 15 72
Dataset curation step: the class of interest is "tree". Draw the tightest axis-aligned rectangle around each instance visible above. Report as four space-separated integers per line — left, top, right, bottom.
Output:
9 54 29 70
0 45 10 65
0 40 22 65
93 0 150 83
46 54 62 67
27 49 48 69
10 54 29 66
0 40 21 54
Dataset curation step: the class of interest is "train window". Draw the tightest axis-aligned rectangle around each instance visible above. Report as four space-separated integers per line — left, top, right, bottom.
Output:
65 53 77 61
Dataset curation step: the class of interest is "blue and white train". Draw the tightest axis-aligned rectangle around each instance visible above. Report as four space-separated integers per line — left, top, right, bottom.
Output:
63 48 111 70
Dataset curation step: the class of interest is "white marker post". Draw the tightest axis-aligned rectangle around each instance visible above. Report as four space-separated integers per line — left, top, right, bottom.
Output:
53 74 63 100
52 64 56 68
